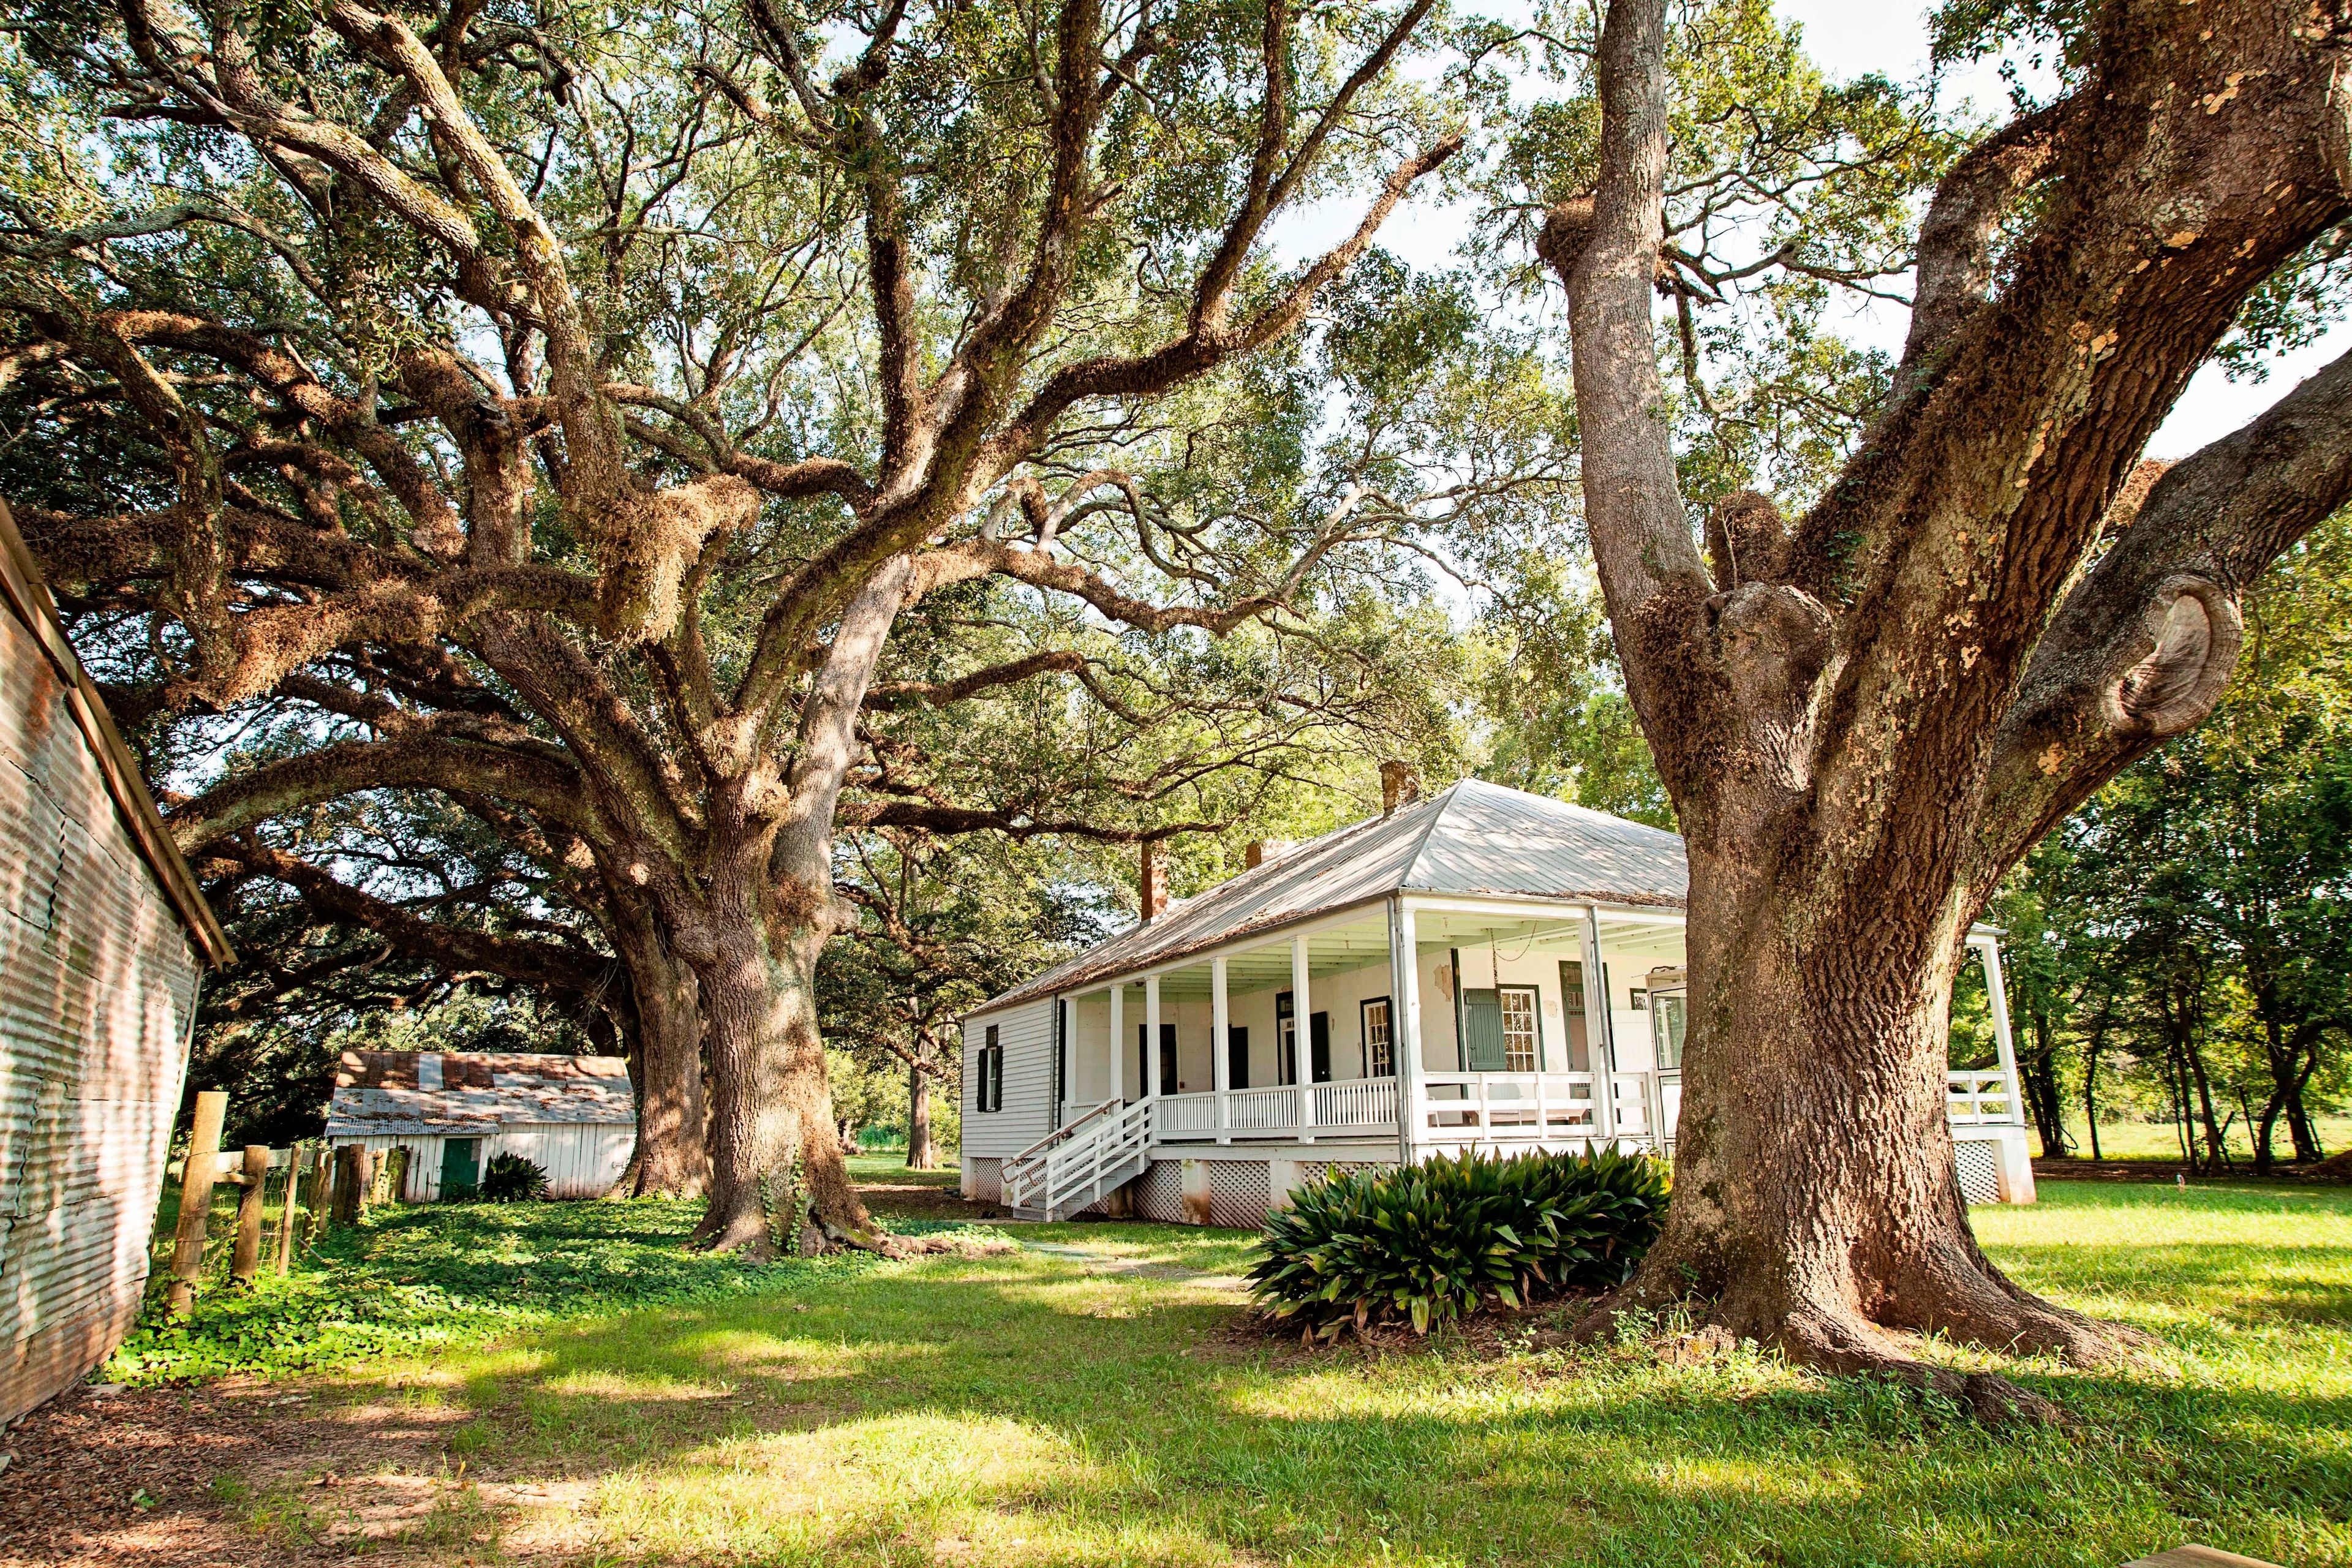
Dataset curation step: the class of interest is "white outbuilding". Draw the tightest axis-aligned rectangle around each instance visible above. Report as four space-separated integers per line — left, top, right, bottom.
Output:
325 1050 636 1200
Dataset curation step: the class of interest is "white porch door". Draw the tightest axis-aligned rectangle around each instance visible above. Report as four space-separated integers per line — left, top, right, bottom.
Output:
1650 988 1686 1139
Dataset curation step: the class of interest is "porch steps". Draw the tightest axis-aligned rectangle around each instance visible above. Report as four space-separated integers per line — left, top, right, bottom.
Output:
1010 1148 1148 1221
1001 1099 1153 1219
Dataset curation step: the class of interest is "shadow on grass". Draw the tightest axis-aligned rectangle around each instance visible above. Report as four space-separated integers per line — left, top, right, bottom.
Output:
256 1237 2352 1568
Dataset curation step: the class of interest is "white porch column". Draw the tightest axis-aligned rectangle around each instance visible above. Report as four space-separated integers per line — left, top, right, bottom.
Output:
1109 982 1125 1104
1145 973 1162 1100
1390 896 1423 1166
1978 937 2027 1129
1292 933 1314 1139
1212 954 1232 1144
1581 906 1619 1144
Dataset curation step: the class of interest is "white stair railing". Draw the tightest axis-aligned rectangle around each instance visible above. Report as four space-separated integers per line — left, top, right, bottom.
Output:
1002 1098 1117 1210
1005 1097 1155 1215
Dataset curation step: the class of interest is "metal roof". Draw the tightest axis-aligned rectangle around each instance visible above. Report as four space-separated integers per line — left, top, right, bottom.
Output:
979 779 1689 1012
325 1049 636 1137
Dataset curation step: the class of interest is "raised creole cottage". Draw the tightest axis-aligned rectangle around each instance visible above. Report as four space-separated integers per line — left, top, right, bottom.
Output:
961 779 2035 1224
325 1050 636 1200
0 499 233 1422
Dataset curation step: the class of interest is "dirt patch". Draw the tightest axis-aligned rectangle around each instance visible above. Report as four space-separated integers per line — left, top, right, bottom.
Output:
0 1164 1011 1566
857 1164 1009 1224
0 1381 475 1567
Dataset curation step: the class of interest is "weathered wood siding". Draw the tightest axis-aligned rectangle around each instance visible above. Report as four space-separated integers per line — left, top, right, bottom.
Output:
0 613 204 1422
334 1123 635 1201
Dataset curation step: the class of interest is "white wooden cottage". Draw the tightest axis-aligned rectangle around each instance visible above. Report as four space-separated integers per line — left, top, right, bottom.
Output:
325 1050 636 1200
960 779 2036 1224
0 499 233 1422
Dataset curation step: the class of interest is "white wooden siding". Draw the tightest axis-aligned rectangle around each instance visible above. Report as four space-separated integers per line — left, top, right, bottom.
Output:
334 1123 635 1202
0 613 204 1422
961 999 1054 1157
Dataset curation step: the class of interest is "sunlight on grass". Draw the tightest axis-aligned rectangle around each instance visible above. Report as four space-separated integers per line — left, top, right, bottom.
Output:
238 1180 2352 1567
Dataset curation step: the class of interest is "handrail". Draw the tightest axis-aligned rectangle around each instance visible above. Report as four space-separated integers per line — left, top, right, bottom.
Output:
1012 1096 1155 1215
1006 1098 1120 1167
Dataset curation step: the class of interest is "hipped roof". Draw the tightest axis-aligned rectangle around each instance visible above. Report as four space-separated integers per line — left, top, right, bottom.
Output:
325 1049 635 1137
980 779 1688 1012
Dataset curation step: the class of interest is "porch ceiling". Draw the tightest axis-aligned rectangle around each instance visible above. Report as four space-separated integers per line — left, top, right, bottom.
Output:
1114 916 1391 1000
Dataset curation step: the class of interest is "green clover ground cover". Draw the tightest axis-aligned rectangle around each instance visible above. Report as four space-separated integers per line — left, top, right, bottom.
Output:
105 1199 966 1384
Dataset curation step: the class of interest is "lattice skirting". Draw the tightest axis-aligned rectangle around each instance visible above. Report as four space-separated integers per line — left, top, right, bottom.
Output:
1207 1161 1273 1228
1953 1139 2000 1204
1135 1159 1187 1223
967 1156 1003 1204
1294 1159 1385 1189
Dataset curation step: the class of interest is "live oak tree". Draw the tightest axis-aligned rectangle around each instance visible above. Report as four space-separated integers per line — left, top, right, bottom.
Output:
1 0 1463 1248
1536 0 2352 1410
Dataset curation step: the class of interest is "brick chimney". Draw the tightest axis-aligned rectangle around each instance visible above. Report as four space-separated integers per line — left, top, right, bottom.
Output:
1140 840 1169 922
1244 838 1293 870
1380 759 1423 816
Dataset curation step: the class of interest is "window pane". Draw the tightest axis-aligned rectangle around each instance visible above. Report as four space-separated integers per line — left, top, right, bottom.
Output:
1499 988 1538 1072
1363 1000 1392 1078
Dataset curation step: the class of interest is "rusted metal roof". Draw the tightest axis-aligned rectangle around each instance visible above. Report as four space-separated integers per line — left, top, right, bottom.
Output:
978 780 1691 1011
325 1050 636 1136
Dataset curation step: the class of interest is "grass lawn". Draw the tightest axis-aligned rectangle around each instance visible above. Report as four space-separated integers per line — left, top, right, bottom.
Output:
140 1169 2350 1568
2030 1115 2352 1163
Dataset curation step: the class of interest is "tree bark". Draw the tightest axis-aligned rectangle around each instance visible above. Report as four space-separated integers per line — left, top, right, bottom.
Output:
690 900 873 1254
907 1057 935 1169
620 914 708 1198
1543 0 2352 1411
1594 862 2124 1419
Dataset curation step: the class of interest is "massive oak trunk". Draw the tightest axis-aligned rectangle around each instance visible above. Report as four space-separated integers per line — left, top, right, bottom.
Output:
692 902 870 1252
614 901 708 1198
1550 0 2352 1406
1632 856 2125 1406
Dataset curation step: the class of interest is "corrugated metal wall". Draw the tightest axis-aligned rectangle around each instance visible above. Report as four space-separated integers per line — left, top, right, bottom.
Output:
336 1123 634 1201
0 620 203 1423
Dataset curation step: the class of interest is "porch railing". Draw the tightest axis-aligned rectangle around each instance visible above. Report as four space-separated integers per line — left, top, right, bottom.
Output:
1947 1070 2017 1125
1417 1072 1600 1142
1064 1065 2023 1152
1150 1080 1400 1143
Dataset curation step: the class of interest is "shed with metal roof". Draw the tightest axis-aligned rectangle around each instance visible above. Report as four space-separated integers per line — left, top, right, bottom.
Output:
326 1050 637 1200
0 498 233 1423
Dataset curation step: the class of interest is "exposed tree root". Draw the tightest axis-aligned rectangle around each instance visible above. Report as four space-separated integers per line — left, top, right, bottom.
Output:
1561 1266 2144 1427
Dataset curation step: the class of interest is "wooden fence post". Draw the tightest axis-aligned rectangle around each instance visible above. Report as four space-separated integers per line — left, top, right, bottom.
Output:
165 1090 229 1316
232 1145 270 1284
275 1147 301 1278
330 1144 363 1225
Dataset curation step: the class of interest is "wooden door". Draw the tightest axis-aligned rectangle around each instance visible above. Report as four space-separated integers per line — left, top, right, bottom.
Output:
1460 989 1507 1072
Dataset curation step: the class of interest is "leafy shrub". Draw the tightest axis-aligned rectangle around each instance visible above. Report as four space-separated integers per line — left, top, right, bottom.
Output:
1248 1147 1669 1337
480 1152 551 1202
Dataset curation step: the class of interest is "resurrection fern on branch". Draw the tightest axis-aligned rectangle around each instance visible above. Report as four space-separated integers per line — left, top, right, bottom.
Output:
1249 1148 1668 1337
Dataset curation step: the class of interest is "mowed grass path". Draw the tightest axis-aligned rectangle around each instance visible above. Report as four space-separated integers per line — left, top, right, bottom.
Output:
244 1176 2351 1567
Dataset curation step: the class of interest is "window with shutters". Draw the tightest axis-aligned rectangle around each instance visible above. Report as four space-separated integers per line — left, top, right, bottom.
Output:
977 1024 1003 1112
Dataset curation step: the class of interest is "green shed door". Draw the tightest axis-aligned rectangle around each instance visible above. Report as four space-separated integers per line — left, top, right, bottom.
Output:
439 1137 480 1199
1460 989 1507 1072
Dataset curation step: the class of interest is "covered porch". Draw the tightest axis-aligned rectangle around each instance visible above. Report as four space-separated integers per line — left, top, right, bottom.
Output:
1048 895 2027 1159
